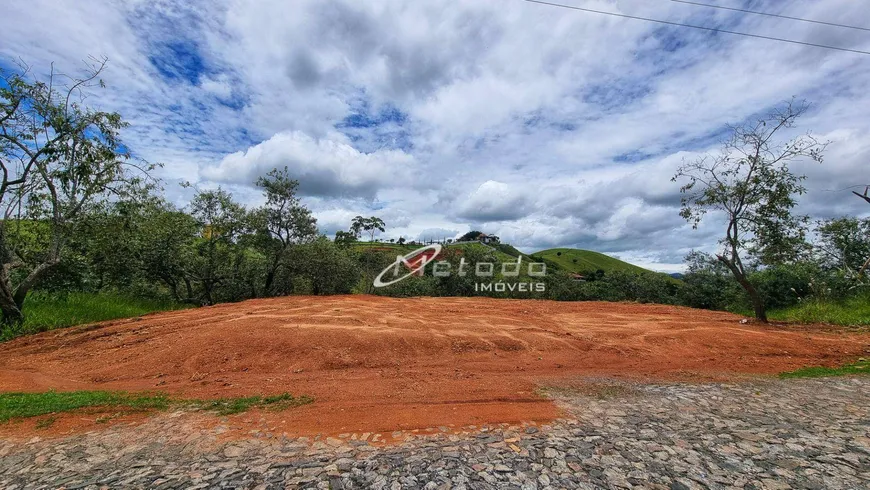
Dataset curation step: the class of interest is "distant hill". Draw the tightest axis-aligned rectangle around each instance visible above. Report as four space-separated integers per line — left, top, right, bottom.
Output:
530 248 652 275
349 241 517 262
349 242 666 279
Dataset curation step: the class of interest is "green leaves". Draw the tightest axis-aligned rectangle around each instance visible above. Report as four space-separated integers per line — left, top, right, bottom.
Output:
350 216 386 242
672 100 828 321
0 59 155 323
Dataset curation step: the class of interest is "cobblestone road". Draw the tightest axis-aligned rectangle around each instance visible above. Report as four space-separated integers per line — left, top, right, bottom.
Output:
1 377 868 489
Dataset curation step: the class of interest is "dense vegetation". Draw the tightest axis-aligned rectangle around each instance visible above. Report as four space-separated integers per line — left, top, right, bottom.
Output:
1 64 868 340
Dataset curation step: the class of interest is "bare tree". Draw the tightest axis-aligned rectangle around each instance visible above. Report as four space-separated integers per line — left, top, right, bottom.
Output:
673 100 827 322
853 186 870 205
0 58 154 324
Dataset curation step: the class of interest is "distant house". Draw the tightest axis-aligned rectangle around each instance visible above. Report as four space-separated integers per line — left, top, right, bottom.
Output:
569 273 586 282
477 233 500 245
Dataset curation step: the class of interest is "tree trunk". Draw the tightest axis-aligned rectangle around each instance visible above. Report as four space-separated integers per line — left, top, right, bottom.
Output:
184 277 194 300
0 228 24 326
0 293 23 326
12 260 59 312
717 255 768 322
263 249 285 295
201 278 214 306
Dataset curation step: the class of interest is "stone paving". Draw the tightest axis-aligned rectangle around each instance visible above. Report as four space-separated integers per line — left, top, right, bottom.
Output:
0 377 868 489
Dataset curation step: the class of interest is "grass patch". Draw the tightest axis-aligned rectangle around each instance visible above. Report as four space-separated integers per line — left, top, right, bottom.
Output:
1 292 189 341
533 248 652 275
767 296 870 327
0 390 313 422
0 391 171 422
779 358 870 379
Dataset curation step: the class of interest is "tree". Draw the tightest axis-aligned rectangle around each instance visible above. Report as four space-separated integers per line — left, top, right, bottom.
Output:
350 216 385 242
816 217 870 277
71 196 178 293
282 237 359 294
334 230 357 247
457 230 483 242
0 58 153 324
397 237 406 245
252 167 318 295
673 101 826 322
188 188 247 305
680 251 743 310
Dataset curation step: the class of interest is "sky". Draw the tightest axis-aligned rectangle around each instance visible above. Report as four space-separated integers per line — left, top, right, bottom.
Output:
2 0 869 272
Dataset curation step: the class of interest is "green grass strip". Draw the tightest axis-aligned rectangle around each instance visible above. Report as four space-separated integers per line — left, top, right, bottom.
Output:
779 358 870 379
767 296 870 327
0 391 171 422
0 390 312 422
1 292 190 342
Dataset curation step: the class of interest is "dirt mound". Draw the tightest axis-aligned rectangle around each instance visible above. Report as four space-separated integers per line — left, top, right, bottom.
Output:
1 295 867 435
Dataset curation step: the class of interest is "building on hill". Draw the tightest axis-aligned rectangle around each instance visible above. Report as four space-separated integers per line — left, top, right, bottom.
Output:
477 233 500 245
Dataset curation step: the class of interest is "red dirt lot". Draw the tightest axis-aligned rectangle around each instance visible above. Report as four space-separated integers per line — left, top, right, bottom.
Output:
0 295 867 436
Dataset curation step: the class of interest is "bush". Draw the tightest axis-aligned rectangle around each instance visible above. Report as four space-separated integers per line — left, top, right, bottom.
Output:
280 238 359 295
680 271 743 310
373 274 438 297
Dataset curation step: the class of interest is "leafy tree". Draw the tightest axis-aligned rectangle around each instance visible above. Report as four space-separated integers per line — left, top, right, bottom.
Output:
457 231 483 242
350 216 385 242
70 197 176 293
397 237 406 245
816 217 870 277
673 101 826 322
252 167 318 295
0 59 153 324
132 200 200 303
188 188 247 305
334 230 357 247
356 247 397 294
679 251 743 310
281 238 359 294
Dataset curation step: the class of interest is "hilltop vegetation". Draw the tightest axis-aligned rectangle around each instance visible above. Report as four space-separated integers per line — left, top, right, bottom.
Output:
532 248 651 275
352 241 654 276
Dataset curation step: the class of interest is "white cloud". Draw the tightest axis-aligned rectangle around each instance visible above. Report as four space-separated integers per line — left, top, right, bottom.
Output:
201 131 416 198
455 181 534 222
3 0 869 271
199 74 233 99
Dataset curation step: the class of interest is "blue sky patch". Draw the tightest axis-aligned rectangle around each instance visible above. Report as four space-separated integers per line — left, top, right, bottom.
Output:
148 39 206 84
336 99 412 152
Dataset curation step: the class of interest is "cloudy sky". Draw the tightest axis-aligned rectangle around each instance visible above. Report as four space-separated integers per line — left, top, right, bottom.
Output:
2 0 869 271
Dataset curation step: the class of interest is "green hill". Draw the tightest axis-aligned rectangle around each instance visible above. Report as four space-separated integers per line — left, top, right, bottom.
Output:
351 241 517 262
531 248 651 275
350 242 662 278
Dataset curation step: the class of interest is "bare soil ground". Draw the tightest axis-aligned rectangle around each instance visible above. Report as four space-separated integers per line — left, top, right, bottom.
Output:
0 295 867 437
